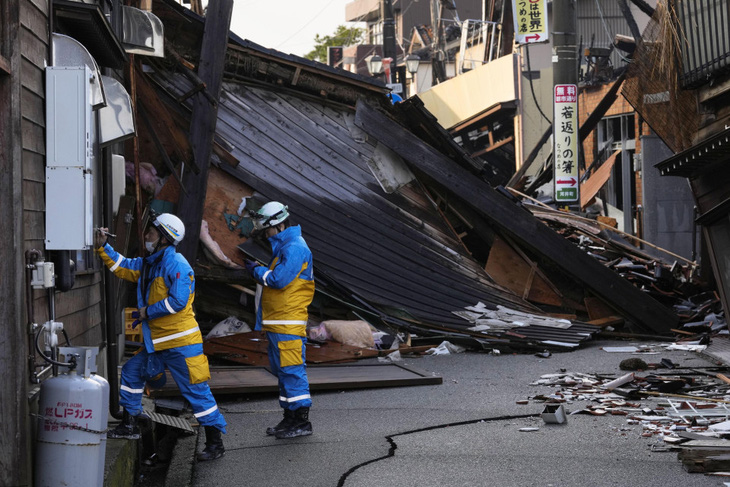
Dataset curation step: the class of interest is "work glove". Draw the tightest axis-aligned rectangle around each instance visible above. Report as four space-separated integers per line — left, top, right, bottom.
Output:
245 260 259 275
131 307 148 329
95 228 108 249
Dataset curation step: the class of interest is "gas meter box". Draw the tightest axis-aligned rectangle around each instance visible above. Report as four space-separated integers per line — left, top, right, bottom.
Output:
44 66 94 250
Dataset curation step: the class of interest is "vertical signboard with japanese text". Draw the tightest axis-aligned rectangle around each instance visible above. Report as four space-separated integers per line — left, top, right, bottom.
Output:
512 0 549 44
553 84 579 204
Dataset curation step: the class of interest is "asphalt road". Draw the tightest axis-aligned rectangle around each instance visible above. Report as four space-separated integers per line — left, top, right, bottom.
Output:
188 339 726 487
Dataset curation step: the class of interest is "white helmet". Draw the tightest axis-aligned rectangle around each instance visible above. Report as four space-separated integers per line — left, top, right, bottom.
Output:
253 202 289 232
153 213 185 246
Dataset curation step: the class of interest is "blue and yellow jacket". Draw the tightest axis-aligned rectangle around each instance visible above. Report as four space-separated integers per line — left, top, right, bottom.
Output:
97 243 201 353
252 226 315 337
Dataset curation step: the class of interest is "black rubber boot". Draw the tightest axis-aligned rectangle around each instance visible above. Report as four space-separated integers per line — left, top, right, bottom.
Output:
196 426 225 462
275 407 312 439
266 408 295 436
107 410 140 440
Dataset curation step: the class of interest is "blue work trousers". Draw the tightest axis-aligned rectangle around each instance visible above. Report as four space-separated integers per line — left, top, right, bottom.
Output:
266 332 312 410
119 343 227 432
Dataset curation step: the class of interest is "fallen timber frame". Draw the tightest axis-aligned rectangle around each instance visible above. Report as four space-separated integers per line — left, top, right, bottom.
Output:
354 100 678 334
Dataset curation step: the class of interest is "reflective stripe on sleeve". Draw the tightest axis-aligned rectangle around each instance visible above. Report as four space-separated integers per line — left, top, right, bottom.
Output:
163 298 175 314
262 270 272 285
110 254 124 272
194 404 219 418
279 394 311 403
152 326 200 345
121 385 145 394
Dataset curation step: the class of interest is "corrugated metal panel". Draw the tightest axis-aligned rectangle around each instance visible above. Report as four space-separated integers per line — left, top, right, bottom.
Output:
148 70 537 330
147 65 601 346
214 84 535 329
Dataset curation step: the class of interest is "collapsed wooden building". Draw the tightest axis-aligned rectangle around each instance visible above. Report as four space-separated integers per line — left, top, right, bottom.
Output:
106 0 705 363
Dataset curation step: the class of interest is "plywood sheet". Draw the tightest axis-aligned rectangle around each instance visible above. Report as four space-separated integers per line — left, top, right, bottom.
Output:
203 331 380 366
580 150 620 208
149 363 442 397
485 236 562 307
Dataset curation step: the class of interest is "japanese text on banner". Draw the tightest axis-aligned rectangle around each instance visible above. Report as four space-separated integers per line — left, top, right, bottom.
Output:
554 84 579 203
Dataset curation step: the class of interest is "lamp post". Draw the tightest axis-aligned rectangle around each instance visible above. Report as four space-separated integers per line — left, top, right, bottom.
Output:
366 54 383 76
405 54 420 75
366 55 394 84
405 54 420 96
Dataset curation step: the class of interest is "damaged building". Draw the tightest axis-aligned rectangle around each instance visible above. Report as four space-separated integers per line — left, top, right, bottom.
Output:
1 0 727 484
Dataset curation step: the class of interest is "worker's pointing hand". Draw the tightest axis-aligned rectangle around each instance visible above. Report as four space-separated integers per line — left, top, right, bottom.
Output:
95 228 108 249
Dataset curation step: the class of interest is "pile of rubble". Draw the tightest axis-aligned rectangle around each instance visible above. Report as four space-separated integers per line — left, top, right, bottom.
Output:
525 204 726 336
525 351 730 475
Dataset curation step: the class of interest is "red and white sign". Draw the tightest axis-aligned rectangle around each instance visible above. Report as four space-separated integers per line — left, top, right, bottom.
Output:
553 84 579 203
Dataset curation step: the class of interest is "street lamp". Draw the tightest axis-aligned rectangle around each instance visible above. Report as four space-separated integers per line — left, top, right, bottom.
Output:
367 54 383 75
405 54 420 74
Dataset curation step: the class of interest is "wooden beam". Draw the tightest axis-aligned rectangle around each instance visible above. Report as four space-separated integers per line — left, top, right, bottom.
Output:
354 100 678 334
137 105 187 194
134 68 193 167
0 2 30 485
470 135 514 157
176 0 233 264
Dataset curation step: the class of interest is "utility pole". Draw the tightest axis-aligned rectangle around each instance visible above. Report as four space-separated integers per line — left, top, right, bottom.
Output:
382 0 396 60
381 0 397 84
552 0 580 208
430 0 447 84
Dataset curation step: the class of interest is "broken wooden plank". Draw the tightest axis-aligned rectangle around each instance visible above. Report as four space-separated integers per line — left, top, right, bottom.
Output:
203 331 380 365
580 150 620 208
150 363 442 397
485 236 563 307
354 100 678 334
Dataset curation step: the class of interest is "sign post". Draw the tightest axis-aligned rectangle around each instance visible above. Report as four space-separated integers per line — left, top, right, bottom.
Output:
553 84 579 204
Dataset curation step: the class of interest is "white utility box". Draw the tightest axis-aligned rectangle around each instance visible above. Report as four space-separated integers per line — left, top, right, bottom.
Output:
45 66 94 250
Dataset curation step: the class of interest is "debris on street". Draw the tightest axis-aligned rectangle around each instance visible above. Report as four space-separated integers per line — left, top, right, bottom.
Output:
526 354 730 474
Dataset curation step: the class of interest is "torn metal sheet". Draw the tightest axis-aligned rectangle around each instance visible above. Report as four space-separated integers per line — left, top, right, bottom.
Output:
458 303 573 329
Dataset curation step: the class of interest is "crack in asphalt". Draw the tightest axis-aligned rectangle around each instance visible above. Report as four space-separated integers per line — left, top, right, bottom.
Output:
336 413 539 486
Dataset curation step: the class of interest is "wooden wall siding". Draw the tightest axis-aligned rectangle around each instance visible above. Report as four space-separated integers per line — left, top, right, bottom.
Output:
1 0 31 484
20 58 43 95
21 0 47 252
54 273 104 344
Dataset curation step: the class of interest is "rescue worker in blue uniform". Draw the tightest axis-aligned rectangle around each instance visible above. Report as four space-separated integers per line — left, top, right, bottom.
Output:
245 202 315 439
96 212 227 461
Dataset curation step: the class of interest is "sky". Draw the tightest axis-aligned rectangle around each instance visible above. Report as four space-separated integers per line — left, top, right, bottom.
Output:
229 0 360 58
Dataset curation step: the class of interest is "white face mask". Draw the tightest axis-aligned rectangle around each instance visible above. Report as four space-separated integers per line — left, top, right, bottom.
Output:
145 238 159 253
